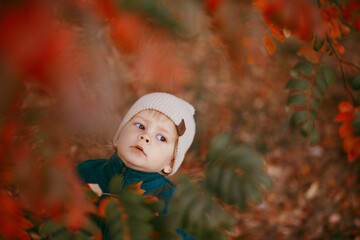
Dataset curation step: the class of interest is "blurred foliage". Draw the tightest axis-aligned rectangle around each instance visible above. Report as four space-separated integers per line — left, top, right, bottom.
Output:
1 0 360 239
170 133 271 239
34 134 271 240
286 61 336 144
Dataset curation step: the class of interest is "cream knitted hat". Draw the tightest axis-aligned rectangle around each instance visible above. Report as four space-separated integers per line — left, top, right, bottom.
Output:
113 92 196 176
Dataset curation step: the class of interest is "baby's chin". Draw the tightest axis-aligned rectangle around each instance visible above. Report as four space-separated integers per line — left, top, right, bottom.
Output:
121 154 149 171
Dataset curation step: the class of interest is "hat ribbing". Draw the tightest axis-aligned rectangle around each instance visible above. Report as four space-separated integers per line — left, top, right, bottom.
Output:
113 92 196 176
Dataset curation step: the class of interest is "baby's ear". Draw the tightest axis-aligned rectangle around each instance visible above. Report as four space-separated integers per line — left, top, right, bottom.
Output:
163 165 172 174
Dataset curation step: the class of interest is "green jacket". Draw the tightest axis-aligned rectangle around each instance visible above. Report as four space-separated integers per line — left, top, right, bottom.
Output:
76 152 196 240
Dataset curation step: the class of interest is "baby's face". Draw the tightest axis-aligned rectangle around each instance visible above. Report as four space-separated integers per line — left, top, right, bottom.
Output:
115 109 177 173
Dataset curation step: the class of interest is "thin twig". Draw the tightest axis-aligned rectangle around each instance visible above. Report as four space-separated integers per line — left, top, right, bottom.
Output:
339 59 360 72
326 36 357 106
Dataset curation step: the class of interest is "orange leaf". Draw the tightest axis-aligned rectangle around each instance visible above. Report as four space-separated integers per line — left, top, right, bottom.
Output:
343 136 356 153
297 45 319 64
334 43 345 55
263 35 276 55
144 195 159 203
271 26 285 42
338 101 353 113
133 181 146 195
339 22 351 35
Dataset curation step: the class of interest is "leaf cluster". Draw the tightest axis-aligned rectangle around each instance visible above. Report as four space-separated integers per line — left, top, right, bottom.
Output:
170 133 272 240
286 61 336 144
104 175 179 240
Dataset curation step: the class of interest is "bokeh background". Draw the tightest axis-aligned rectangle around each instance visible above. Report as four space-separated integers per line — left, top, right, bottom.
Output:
1 0 360 239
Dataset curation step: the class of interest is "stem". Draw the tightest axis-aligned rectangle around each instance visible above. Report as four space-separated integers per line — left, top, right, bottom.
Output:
326 36 357 106
339 59 360 72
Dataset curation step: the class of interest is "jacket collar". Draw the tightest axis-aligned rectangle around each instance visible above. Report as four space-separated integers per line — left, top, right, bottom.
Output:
109 152 164 181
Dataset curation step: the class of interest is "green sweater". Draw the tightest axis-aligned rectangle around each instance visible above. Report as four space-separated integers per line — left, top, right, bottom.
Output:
76 152 196 240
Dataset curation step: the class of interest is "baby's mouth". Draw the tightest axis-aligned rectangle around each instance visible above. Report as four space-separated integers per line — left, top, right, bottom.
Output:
132 145 146 156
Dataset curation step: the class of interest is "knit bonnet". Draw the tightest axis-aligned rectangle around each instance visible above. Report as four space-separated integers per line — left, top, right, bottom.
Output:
113 92 196 176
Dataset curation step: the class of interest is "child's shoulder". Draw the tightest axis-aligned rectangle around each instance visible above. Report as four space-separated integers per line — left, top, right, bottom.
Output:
76 158 104 180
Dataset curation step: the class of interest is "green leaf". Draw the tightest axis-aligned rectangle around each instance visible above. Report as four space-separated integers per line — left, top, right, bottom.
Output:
313 36 325 51
315 73 328 93
243 178 261 204
39 221 64 235
309 110 316 119
285 78 310 91
300 121 314 137
352 112 360 136
109 174 123 195
250 172 272 189
105 200 124 240
188 198 207 223
105 199 122 222
287 93 307 105
290 110 307 127
312 86 323 99
206 133 231 163
351 73 360 91
229 174 244 205
319 64 336 84
224 146 263 173
290 61 314 77
310 99 321 110
309 129 320 145
206 165 222 194
120 0 179 30
219 167 234 202
74 231 91 240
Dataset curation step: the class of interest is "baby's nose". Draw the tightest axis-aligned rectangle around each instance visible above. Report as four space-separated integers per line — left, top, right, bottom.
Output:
139 135 150 143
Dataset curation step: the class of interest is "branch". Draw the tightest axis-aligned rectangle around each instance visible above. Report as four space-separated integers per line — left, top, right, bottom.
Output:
326 36 357 106
339 59 360 72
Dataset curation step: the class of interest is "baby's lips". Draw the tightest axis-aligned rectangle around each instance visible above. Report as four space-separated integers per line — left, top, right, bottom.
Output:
133 145 147 156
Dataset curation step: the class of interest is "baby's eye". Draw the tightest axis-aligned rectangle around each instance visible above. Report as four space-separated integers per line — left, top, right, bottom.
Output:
156 135 166 142
135 123 145 130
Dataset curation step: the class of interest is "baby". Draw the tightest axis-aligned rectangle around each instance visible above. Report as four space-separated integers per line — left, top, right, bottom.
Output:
76 92 196 239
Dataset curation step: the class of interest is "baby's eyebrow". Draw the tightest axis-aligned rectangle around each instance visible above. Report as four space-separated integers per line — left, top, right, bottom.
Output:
133 116 147 123
158 126 170 135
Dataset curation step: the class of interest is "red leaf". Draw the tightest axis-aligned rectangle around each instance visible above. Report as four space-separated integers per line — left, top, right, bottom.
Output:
134 37 189 89
263 35 276 55
338 101 353 113
355 14 360 31
0 121 19 151
0 193 32 239
0 1 77 86
334 112 355 122
348 139 360 162
339 122 354 138
255 0 321 40
110 13 146 53
341 1 360 24
206 0 225 12
342 136 356 153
